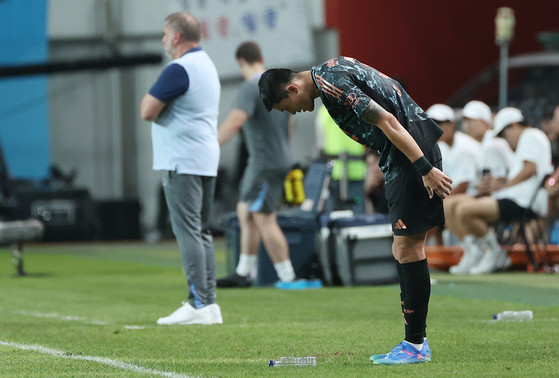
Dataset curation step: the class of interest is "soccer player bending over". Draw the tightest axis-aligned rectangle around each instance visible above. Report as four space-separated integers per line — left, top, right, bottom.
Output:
258 57 452 365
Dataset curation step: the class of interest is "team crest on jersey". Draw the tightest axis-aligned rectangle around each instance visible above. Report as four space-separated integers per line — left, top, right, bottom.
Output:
345 92 360 109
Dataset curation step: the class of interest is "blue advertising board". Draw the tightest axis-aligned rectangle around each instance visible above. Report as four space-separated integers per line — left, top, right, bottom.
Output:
0 0 50 179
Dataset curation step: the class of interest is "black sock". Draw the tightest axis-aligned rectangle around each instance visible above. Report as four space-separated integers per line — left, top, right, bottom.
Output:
396 262 406 315
397 261 427 340
400 258 430 345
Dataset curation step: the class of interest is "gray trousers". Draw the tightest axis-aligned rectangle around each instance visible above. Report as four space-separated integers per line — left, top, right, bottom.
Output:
161 171 217 308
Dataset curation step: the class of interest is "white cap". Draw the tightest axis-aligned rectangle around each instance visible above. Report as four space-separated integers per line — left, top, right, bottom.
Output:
462 101 492 124
493 107 524 137
426 104 455 122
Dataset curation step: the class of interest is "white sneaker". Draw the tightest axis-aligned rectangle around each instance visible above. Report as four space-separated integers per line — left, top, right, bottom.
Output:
156 302 212 325
469 248 511 275
449 244 484 274
207 303 223 324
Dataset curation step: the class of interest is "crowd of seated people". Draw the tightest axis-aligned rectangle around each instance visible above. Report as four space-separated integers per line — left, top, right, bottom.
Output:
426 101 558 274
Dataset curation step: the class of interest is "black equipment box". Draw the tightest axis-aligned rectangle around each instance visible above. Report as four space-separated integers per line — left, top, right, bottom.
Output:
12 189 98 241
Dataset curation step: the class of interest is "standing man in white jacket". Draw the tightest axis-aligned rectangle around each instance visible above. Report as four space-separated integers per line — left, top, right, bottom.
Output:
140 12 222 325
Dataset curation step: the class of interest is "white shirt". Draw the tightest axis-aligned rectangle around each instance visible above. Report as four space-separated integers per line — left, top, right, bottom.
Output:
438 131 480 195
469 132 514 194
478 132 514 178
151 50 221 176
493 128 553 216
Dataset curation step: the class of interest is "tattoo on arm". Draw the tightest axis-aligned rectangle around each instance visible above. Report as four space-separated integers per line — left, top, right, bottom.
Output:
361 100 383 125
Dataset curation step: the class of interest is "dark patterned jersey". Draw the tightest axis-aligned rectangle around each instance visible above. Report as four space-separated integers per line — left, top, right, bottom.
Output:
311 56 443 182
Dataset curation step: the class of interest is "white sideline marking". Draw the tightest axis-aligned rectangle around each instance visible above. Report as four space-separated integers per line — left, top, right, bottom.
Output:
12 310 151 330
0 340 200 378
12 310 110 325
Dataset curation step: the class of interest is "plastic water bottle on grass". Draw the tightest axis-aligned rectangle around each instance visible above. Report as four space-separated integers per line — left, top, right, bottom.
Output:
269 357 317 367
493 310 533 320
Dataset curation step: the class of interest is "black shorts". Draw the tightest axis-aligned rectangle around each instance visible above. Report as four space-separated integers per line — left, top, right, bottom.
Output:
239 167 290 213
384 145 445 235
497 198 538 223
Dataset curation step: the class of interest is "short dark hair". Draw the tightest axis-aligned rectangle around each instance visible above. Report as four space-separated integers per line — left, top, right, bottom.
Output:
258 69 296 112
236 41 262 64
165 12 200 43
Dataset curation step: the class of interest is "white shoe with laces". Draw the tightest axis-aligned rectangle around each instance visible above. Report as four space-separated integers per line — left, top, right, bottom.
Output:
207 303 223 324
469 247 511 275
156 302 212 325
449 243 484 274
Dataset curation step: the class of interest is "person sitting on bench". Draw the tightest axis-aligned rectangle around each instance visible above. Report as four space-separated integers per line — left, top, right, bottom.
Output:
448 107 553 275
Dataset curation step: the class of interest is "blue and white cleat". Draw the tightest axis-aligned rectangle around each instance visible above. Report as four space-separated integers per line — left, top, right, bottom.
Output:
274 279 324 290
371 341 428 365
274 279 308 290
370 339 431 362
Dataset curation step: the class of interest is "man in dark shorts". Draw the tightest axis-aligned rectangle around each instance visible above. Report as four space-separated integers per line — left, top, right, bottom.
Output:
258 56 453 365
217 41 298 288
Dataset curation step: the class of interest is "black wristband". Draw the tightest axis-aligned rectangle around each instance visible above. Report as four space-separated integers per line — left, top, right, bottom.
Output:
413 156 433 176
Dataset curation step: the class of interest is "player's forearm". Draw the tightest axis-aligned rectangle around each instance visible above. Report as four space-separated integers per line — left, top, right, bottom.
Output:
377 116 424 163
361 100 424 163
362 101 452 197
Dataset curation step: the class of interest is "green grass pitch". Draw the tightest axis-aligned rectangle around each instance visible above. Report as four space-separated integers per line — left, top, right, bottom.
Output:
1 240 558 377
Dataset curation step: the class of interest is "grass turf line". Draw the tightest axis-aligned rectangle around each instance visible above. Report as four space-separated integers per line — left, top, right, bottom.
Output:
0 241 558 377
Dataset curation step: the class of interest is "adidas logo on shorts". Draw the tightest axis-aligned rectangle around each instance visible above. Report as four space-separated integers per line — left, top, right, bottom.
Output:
395 219 407 230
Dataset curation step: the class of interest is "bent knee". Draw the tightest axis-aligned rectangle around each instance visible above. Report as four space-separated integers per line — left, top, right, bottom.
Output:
236 203 253 224
392 236 426 263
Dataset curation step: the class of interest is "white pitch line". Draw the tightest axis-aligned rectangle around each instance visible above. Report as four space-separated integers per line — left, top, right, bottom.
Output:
0 340 201 378
11 310 152 330
11 310 111 325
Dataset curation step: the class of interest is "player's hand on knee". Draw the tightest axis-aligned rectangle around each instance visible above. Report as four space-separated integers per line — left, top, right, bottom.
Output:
422 168 453 199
